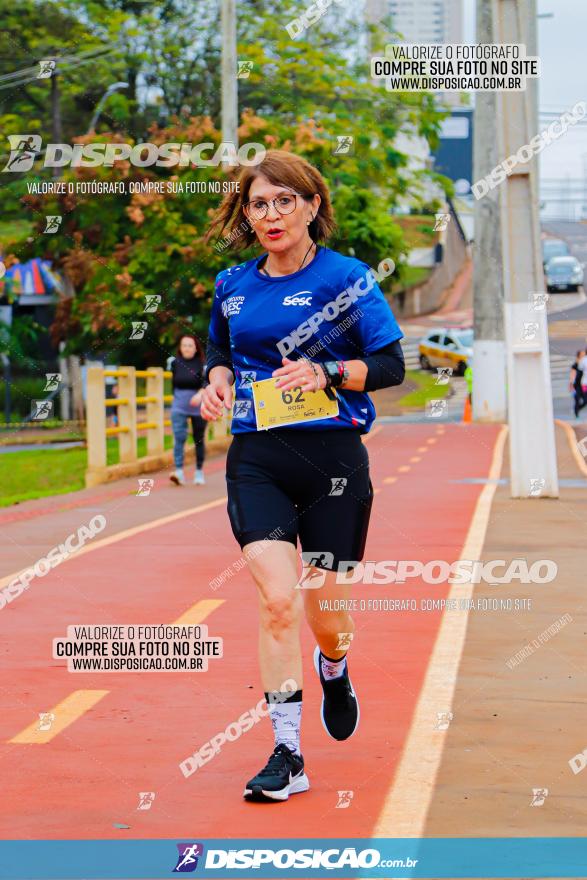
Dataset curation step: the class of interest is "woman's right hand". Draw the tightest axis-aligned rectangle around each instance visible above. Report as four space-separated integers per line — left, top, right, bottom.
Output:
200 370 234 421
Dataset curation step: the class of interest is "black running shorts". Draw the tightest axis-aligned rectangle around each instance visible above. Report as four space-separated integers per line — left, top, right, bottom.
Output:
225 428 374 571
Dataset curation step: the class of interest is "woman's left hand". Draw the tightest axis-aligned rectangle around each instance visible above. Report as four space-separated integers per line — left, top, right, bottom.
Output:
190 391 203 407
272 356 327 393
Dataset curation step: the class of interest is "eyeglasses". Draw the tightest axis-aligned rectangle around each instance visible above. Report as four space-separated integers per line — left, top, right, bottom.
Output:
243 192 307 221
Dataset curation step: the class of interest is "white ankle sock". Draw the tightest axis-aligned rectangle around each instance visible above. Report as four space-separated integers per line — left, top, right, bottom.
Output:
320 652 347 680
265 691 302 756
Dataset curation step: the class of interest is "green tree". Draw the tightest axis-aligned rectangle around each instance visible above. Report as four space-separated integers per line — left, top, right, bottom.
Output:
11 0 448 364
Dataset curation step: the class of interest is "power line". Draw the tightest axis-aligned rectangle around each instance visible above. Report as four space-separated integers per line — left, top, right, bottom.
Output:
0 47 116 92
0 46 115 83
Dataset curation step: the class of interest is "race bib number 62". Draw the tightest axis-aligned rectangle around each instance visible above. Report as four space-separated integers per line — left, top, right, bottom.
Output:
251 377 339 430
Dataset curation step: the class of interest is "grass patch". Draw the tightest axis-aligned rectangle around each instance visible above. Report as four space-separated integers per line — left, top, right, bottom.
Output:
0 435 173 507
0 430 85 445
394 215 436 249
391 265 432 294
397 369 451 409
0 218 34 246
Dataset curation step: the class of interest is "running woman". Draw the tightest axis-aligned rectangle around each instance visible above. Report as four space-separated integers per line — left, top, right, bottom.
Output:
201 150 405 801
169 334 207 485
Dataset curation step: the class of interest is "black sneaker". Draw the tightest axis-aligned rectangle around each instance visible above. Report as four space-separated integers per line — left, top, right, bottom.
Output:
243 743 310 802
313 646 360 741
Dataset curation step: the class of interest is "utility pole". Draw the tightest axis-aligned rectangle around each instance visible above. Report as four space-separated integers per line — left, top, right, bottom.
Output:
472 0 507 422
50 59 62 180
221 0 238 147
496 0 558 497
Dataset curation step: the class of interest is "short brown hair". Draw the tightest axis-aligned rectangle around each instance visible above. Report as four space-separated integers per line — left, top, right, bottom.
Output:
206 150 335 252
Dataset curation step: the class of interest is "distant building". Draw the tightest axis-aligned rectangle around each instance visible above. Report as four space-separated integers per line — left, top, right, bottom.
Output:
433 108 474 196
365 0 464 44
366 0 465 105
365 0 388 24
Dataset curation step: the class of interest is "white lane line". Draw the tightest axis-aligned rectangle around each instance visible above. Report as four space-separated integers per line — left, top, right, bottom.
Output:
373 424 509 838
556 419 587 477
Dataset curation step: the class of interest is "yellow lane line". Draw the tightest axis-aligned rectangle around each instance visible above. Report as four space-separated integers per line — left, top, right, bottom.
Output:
397 465 411 473
373 425 509 837
0 497 228 590
9 690 109 744
4 424 390 745
0 424 386 594
383 477 397 485
173 599 225 626
9 600 226 745
409 456 422 463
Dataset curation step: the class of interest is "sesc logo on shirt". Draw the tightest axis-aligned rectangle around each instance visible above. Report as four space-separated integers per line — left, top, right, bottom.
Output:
209 247 403 435
222 295 245 317
283 292 312 307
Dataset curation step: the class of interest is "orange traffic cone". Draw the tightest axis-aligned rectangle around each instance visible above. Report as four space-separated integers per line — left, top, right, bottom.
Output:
463 395 472 423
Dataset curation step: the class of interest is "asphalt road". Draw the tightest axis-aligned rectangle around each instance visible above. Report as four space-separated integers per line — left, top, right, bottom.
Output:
543 220 587 420
398 220 587 424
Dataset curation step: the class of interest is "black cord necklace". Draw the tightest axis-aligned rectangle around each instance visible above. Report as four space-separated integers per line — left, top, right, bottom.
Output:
260 240 317 277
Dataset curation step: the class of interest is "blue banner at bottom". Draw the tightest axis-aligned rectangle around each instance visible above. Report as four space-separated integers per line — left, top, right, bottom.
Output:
0 837 586 879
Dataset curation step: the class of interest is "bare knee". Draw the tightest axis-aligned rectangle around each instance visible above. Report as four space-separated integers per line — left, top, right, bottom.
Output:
259 593 302 640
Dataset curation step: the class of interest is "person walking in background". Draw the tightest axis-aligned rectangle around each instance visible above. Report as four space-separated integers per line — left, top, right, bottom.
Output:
570 349 586 419
169 334 207 485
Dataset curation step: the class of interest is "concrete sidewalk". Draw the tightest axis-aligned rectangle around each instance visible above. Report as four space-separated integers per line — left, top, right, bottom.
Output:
424 421 587 842
0 450 230 582
401 259 473 336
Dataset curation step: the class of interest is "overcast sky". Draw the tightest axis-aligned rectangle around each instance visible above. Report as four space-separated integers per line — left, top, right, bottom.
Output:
463 0 587 186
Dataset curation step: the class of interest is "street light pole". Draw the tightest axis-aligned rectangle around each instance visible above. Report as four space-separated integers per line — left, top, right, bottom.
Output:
87 82 128 134
472 0 507 422
50 58 63 180
496 0 558 497
221 0 238 147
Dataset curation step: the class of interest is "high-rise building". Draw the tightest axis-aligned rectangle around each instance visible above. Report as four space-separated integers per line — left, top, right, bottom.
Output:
365 0 464 45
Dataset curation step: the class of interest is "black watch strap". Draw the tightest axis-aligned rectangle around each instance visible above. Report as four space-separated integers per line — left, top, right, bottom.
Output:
323 360 343 388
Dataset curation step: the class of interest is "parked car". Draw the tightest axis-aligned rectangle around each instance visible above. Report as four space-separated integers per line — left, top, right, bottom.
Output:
418 328 473 375
545 256 584 292
542 238 569 268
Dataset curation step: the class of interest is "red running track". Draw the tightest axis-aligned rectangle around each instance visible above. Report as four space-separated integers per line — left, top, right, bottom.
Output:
0 422 501 840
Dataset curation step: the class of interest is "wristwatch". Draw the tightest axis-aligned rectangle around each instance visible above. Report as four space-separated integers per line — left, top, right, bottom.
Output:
321 360 349 388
